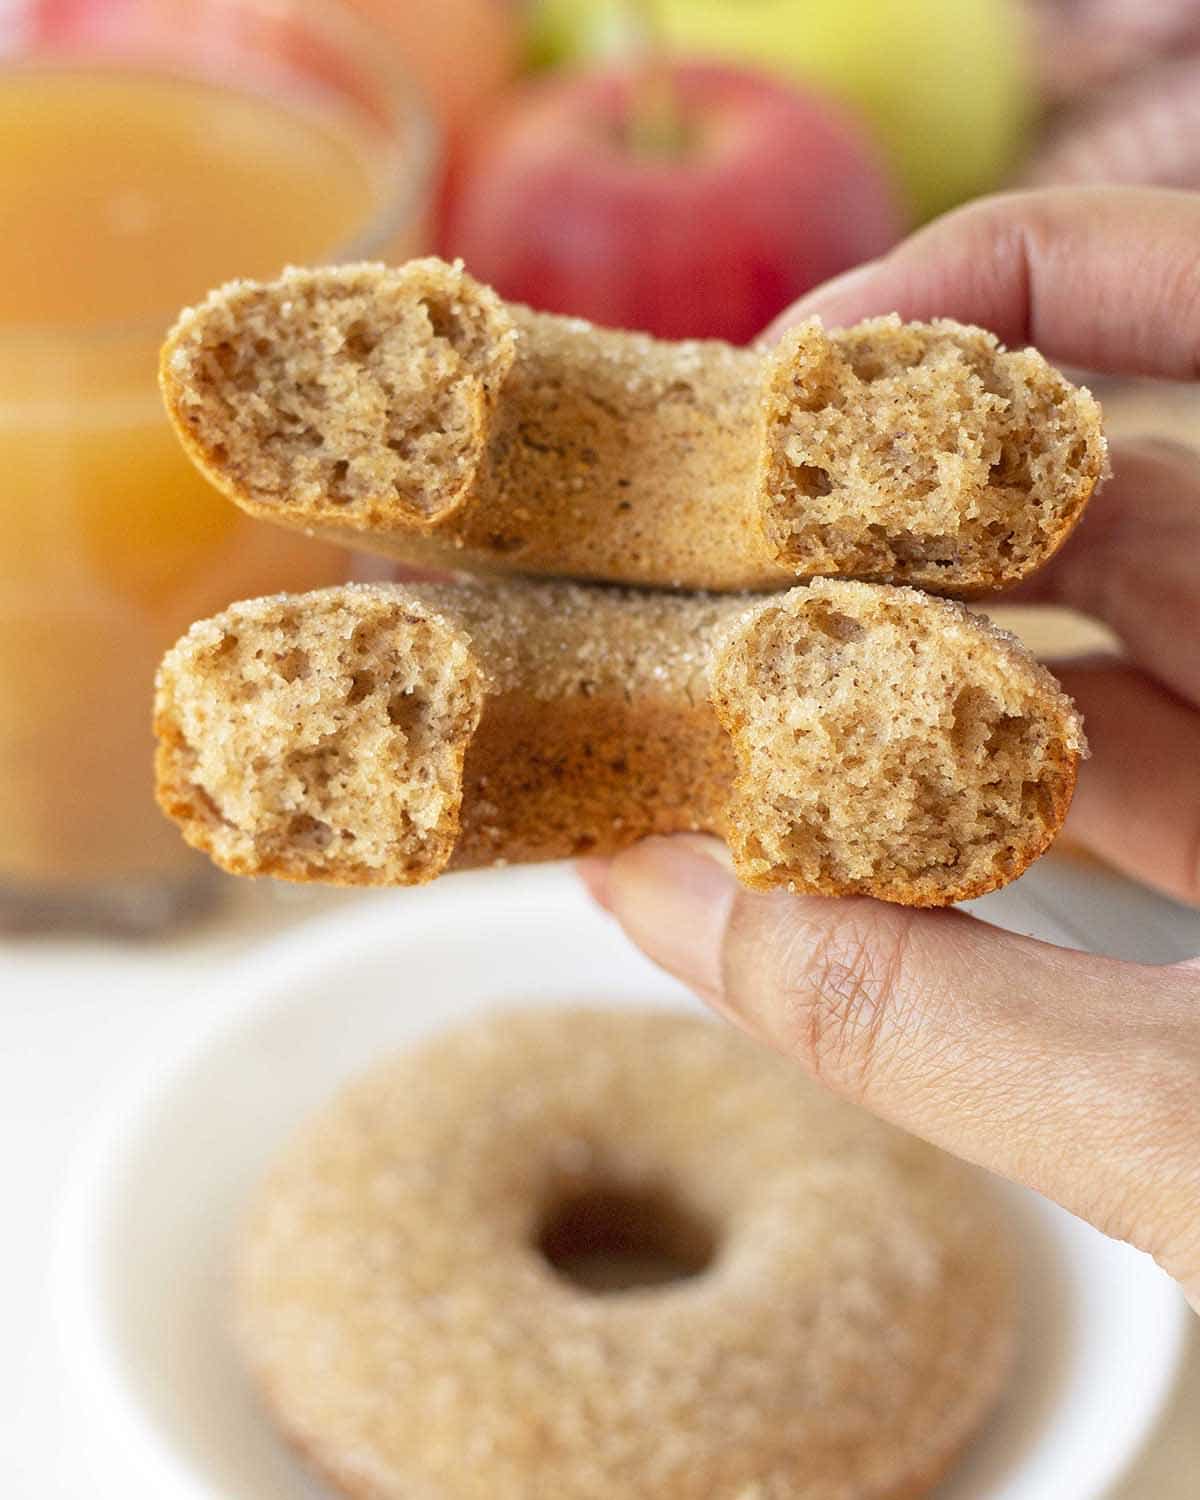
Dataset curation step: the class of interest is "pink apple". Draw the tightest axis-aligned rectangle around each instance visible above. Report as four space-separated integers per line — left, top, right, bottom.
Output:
439 59 904 343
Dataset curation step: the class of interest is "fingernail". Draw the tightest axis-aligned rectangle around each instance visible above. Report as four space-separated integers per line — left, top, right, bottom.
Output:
604 835 736 999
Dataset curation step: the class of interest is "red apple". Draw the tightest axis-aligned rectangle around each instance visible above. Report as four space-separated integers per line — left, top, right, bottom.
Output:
439 59 904 343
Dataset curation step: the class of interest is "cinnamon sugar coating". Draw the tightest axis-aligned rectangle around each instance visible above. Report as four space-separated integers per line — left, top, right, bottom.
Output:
237 1008 1018 1500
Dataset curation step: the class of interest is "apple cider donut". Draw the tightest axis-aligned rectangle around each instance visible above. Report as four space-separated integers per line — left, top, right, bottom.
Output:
159 258 1106 594
237 1007 1019 1500
154 576 1085 906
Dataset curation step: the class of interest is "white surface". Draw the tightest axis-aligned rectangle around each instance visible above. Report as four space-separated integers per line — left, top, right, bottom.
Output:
2 856 1197 1498
45 868 1192 1500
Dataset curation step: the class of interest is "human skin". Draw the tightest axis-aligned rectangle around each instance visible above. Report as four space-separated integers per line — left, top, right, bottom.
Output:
583 188 1200 1315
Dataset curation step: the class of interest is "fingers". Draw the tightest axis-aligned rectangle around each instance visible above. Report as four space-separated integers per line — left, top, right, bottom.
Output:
1007 438 1200 707
768 187 1200 379
1054 663 1200 907
587 835 1200 1289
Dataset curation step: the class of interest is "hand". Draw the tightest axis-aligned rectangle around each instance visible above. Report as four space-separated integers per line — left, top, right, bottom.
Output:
1027 0 1200 103
583 187 1200 1313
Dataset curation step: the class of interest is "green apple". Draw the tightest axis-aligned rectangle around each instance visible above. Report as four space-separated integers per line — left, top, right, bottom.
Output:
526 0 638 67
527 0 1033 219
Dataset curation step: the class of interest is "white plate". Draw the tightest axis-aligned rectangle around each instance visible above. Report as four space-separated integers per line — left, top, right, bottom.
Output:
53 865 1190 1500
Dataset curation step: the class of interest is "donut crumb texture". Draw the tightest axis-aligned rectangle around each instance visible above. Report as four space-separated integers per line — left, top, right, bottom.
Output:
163 259 516 527
762 317 1106 590
154 590 484 883
714 580 1084 904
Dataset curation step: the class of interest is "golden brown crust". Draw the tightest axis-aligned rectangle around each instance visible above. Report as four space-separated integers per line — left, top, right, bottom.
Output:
154 578 1085 906
237 1008 1019 1500
160 259 1105 595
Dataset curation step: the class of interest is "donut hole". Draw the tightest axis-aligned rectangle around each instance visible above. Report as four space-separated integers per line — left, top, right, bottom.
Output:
536 1183 717 1294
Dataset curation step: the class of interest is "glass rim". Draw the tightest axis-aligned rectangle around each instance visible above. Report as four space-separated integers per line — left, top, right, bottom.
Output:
0 0 440 348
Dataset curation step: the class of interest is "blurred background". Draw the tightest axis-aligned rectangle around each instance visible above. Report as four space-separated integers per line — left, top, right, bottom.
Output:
4 10 1200 1497
1 0 1199 939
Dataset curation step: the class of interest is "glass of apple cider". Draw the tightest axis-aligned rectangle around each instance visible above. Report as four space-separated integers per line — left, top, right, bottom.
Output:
0 0 435 933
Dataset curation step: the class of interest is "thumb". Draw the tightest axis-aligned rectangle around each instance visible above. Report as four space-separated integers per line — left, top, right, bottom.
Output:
587 836 1200 1299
